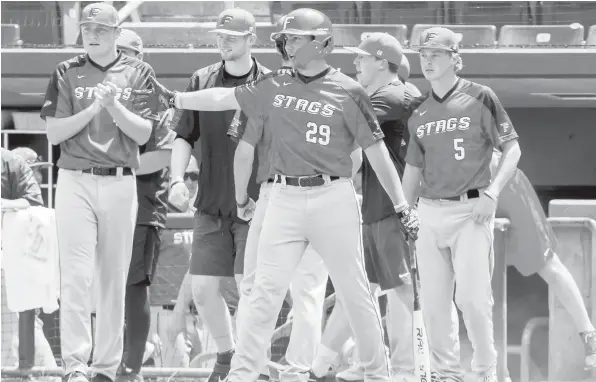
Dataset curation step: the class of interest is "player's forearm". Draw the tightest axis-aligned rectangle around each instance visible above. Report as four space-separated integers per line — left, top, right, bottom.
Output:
402 164 422 206
45 103 101 145
364 140 408 208
137 150 172 175
170 138 193 181
350 147 363 177
1 198 31 211
234 140 255 204
176 87 240 112
488 140 521 197
105 101 152 145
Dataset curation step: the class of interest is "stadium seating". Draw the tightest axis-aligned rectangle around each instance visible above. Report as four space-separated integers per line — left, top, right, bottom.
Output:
409 24 497 48
1 24 21 46
333 24 408 46
587 25 596 46
498 24 585 47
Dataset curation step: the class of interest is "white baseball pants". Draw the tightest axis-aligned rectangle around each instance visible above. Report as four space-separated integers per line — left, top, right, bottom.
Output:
236 182 329 382
229 177 390 382
55 169 137 380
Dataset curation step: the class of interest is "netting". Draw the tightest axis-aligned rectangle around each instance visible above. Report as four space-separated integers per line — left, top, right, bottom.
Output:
1 1 596 48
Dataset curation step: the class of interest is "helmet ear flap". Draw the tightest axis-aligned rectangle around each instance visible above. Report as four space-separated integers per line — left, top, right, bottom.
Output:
321 35 334 53
275 37 289 61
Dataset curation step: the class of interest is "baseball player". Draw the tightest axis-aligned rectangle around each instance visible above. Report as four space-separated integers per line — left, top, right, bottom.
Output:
163 9 269 382
10 147 53 186
230 16 330 380
40 3 155 382
114 29 176 382
402 27 521 382
490 150 596 371
133 8 420 382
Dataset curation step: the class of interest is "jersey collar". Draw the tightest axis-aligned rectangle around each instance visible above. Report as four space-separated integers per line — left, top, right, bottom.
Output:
432 77 461 103
295 66 331 84
86 50 123 72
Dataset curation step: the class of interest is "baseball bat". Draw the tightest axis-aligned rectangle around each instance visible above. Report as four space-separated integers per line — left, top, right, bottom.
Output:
116 0 145 26
409 237 432 382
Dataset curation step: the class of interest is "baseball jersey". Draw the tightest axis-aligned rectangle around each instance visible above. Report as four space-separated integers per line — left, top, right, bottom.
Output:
496 169 558 263
228 114 271 184
136 109 176 229
171 59 268 219
361 81 417 225
406 79 518 199
40 52 154 170
235 67 384 178
1 148 44 206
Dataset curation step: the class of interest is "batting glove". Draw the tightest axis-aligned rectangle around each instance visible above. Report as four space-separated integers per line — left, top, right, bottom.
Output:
133 76 175 120
396 205 420 241
237 197 256 222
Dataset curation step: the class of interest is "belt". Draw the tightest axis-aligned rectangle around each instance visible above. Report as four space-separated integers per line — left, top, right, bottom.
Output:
440 189 480 201
82 167 133 176
275 174 339 187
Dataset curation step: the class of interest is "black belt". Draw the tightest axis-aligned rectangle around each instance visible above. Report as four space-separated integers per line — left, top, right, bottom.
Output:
441 189 480 201
275 174 340 187
82 167 133 176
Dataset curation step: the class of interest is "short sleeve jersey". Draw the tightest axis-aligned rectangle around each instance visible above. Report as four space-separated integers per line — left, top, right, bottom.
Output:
170 59 268 219
136 109 176 228
234 68 384 178
361 81 416 224
406 79 518 199
40 52 154 170
228 114 271 184
1 148 44 207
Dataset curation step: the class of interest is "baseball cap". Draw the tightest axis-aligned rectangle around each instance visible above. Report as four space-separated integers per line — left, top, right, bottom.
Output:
185 155 200 175
79 3 119 28
344 32 403 66
11 147 53 168
412 27 459 52
117 29 143 54
209 8 256 36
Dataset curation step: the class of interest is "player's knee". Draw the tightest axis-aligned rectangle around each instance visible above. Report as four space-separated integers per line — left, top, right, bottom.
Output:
454 287 492 312
190 275 221 306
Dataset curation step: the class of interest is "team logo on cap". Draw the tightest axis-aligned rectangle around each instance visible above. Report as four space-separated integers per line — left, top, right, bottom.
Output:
221 15 233 25
283 16 295 30
377 49 383 56
423 31 439 44
89 7 101 18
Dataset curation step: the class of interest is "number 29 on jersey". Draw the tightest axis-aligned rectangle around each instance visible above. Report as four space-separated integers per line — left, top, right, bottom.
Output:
306 122 330 146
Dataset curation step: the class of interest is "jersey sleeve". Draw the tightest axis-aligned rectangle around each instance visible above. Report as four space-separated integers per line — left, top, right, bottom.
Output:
405 121 425 168
12 158 43 207
234 75 273 120
170 72 201 145
345 85 384 149
132 62 157 119
479 87 519 149
40 63 73 120
371 87 406 124
239 117 264 148
143 109 176 153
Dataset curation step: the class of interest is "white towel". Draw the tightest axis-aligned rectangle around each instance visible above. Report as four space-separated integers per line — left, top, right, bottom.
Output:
2 206 60 313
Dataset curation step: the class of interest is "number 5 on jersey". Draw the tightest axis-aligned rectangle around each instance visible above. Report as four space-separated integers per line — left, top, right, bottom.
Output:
453 138 465 160
306 122 330 146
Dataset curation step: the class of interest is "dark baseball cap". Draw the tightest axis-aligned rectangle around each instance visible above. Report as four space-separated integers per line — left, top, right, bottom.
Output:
412 27 459 52
344 32 403 66
11 147 53 168
209 8 256 36
79 2 119 28
117 29 143 54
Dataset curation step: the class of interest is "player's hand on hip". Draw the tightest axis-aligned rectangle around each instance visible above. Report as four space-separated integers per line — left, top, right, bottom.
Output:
237 197 256 222
471 194 497 224
169 182 190 212
396 205 420 241
132 76 174 118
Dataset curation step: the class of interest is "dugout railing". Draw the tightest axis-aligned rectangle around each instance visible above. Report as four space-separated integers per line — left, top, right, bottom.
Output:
1 216 513 381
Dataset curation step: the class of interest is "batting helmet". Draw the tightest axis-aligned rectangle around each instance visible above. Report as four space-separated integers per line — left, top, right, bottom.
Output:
270 8 333 67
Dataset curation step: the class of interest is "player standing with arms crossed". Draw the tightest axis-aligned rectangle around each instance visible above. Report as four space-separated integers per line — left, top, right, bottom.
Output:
402 27 521 382
166 9 268 382
490 150 596 371
40 4 154 382
133 8 419 382
114 29 176 382
230 15 331 381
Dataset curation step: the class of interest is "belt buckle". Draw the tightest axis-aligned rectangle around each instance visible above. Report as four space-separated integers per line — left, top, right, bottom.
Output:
298 176 323 188
91 167 101 176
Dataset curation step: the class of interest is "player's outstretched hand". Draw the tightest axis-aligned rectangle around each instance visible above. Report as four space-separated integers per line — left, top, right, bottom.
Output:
169 182 190 212
237 198 256 222
397 205 420 241
132 76 174 119
471 193 497 224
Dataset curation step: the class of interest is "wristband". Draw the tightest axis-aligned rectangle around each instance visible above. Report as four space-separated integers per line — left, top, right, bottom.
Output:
484 189 498 201
394 202 408 214
170 177 184 188
170 92 181 109
237 197 249 208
